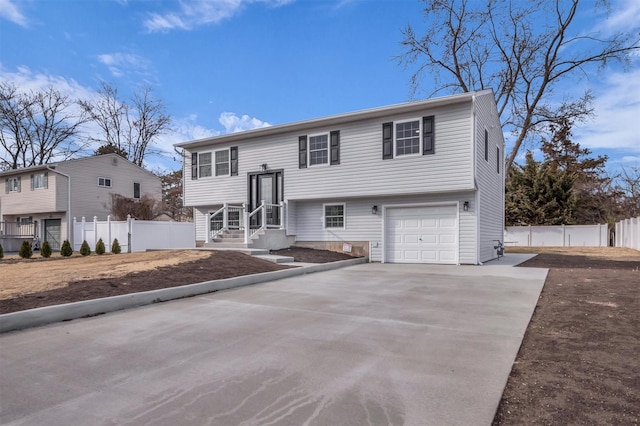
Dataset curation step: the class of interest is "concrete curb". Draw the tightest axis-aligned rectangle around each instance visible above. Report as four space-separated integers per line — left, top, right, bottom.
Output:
0 257 367 334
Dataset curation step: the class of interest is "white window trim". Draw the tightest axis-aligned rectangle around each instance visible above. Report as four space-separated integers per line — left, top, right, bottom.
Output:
323 202 346 230
308 132 330 167
394 118 422 157
199 152 213 178
214 148 231 176
8 177 20 192
97 177 112 188
32 172 47 190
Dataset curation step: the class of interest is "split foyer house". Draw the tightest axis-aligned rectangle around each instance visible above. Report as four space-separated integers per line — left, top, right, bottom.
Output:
177 89 505 264
0 154 162 251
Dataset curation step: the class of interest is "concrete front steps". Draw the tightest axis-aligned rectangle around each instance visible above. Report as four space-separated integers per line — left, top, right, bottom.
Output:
203 230 296 264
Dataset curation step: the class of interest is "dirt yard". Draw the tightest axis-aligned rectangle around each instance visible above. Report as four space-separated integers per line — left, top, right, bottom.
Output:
494 246 640 425
0 247 356 314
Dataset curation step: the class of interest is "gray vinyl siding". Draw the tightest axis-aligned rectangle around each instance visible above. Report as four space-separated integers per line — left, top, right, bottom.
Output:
183 102 474 207
57 155 162 222
294 192 477 264
474 91 505 262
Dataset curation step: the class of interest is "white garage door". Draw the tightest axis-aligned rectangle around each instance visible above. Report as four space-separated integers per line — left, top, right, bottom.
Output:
385 205 458 264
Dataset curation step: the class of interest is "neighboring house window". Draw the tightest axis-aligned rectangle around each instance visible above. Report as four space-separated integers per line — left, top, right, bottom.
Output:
199 152 212 177
496 146 501 173
191 152 198 180
134 182 141 199
215 149 230 176
298 131 340 168
98 177 112 188
324 203 345 229
5 176 21 193
309 133 329 166
18 216 33 225
382 116 435 159
484 129 489 162
31 172 48 190
395 120 420 156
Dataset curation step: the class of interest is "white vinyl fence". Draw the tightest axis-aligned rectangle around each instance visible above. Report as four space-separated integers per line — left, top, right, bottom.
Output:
504 224 609 247
73 216 195 253
615 216 639 250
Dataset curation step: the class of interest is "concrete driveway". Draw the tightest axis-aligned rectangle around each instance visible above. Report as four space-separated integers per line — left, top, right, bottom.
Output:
0 261 546 426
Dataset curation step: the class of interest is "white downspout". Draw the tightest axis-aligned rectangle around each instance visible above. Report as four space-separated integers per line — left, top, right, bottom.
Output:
46 166 71 242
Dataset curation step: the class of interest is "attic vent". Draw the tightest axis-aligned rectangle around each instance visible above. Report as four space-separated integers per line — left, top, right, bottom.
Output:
112 157 118 166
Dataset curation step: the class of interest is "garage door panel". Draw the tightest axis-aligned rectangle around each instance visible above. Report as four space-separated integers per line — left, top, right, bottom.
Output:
385 205 458 264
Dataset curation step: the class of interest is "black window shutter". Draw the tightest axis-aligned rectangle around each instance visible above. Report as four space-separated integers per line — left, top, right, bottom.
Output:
30 174 34 191
423 116 435 155
230 146 238 176
44 172 48 189
4 178 8 194
496 147 500 173
191 152 198 180
382 122 393 160
484 129 489 161
299 135 307 169
17 176 20 192
330 130 340 165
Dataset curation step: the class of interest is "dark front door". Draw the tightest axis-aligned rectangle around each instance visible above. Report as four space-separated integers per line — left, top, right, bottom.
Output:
248 170 283 227
44 219 62 250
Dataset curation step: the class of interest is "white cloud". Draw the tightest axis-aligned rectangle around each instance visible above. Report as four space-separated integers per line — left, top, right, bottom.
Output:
0 0 28 27
573 68 640 153
97 52 152 79
143 0 294 32
596 0 640 36
219 112 271 133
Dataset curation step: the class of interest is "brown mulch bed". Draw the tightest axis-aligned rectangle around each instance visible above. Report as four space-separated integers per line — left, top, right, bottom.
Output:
0 247 358 315
493 250 640 425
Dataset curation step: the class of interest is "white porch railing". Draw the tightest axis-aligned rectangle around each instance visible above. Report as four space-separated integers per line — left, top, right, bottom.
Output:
209 201 285 244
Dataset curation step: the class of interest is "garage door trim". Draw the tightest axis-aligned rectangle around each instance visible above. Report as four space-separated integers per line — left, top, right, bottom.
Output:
382 201 459 264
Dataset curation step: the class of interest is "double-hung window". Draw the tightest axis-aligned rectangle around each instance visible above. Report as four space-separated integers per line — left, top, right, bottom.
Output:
199 153 212 178
382 116 435 159
395 120 421 156
324 203 345 229
6 176 21 193
309 134 329 166
98 177 112 188
31 172 48 190
215 149 230 176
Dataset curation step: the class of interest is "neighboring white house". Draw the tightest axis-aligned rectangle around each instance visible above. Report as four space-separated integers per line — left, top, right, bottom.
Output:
0 154 162 250
176 89 505 264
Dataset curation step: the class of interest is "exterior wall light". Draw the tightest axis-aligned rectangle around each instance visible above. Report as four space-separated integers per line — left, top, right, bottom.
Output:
463 201 469 211
372 205 378 215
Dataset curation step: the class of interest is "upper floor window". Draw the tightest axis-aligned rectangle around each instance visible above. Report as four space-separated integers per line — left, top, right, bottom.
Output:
98 177 112 188
5 176 21 193
496 146 501 173
31 172 48 190
396 120 421 156
133 182 141 199
199 152 212 177
383 116 434 160
309 134 329 166
215 149 230 176
298 131 340 169
324 203 345 229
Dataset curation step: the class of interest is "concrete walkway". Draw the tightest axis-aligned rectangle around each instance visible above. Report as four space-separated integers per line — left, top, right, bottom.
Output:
0 260 547 426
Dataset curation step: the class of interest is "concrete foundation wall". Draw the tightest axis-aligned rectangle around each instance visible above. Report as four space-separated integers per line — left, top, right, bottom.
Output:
293 241 369 258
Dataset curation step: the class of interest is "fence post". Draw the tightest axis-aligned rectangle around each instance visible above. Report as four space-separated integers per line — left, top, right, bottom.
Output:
562 224 566 246
93 216 98 248
81 217 86 249
107 215 112 252
127 215 132 253
244 210 249 245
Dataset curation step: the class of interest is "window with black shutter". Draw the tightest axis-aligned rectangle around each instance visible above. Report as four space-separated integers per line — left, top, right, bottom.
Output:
191 152 198 179
330 130 340 165
230 146 238 176
382 122 393 160
484 129 489 162
422 116 434 155
299 135 308 168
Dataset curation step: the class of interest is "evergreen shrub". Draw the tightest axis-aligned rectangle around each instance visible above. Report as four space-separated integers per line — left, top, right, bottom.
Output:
80 240 91 256
41 240 52 258
95 238 106 255
19 241 33 259
60 240 73 257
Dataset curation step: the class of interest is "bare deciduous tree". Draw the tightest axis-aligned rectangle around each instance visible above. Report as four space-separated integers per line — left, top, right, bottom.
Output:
0 82 86 170
78 82 172 167
398 0 640 179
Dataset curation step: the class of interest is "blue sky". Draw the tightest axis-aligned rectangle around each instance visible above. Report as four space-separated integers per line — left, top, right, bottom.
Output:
1 0 639 173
